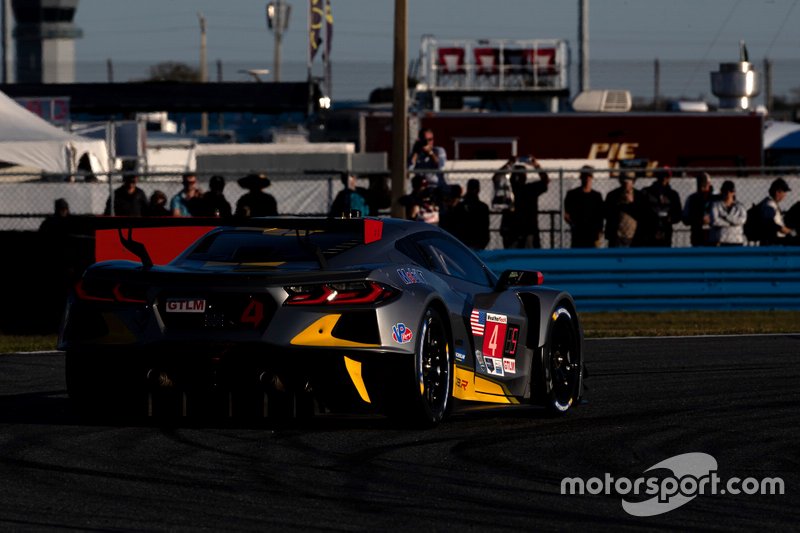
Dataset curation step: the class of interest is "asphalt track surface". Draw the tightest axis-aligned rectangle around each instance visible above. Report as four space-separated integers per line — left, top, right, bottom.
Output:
0 335 797 531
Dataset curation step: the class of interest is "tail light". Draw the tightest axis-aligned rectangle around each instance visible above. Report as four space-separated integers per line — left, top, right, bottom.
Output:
284 281 398 306
75 279 147 304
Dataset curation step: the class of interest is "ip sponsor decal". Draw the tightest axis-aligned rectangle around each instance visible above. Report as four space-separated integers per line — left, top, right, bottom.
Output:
165 299 206 313
391 322 413 344
484 356 504 377
397 268 426 285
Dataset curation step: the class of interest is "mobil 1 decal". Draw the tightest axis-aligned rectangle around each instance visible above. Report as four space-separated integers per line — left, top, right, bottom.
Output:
471 308 520 375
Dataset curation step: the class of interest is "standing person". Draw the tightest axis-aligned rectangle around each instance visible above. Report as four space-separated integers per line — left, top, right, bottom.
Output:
641 167 682 247
604 173 645 248
758 178 794 245
408 128 448 198
197 175 233 218
235 173 278 217
450 179 490 250
329 173 370 217
145 190 170 217
171 172 202 217
709 180 747 246
438 183 463 236
104 174 148 216
682 172 714 246
564 166 604 248
398 175 439 224
505 156 549 248
39 198 70 234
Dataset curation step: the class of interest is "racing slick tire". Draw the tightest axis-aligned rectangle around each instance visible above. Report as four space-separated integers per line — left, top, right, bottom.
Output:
388 306 453 427
539 306 582 415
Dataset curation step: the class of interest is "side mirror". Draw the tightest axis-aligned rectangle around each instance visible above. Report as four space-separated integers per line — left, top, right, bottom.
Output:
496 269 544 291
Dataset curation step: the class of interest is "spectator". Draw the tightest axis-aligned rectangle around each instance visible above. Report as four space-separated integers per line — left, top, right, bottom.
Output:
408 128 448 198
104 174 148 216
39 198 71 234
682 172 714 246
438 183 463 236
329 173 370 217
505 156 550 248
171 172 202 216
709 180 747 246
235 173 278 217
604 173 646 248
145 190 170 217
399 175 439 224
450 179 490 250
197 175 233 218
564 166 604 248
641 167 682 247
759 178 794 245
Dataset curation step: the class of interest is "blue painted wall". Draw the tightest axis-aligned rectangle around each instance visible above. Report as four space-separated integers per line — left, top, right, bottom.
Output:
480 247 800 311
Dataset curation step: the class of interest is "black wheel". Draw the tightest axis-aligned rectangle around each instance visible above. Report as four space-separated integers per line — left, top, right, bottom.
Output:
541 307 582 414
389 307 453 427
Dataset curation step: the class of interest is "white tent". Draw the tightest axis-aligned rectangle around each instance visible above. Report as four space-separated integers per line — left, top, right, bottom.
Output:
0 90 110 176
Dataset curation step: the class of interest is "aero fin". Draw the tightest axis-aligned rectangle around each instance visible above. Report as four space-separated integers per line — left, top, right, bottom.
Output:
118 228 153 269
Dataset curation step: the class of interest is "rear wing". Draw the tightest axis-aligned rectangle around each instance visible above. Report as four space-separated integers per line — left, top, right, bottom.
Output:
58 216 385 268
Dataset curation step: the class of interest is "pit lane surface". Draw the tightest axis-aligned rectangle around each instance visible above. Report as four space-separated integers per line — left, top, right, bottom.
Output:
0 335 797 531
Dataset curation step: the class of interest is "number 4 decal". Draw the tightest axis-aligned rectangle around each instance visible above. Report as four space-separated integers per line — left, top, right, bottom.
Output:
240 299 264 328
482 321 507 358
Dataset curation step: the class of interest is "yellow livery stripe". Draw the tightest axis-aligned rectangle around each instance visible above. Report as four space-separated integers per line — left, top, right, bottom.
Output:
290 314 381 348
344 356 371 403
452 365 518 404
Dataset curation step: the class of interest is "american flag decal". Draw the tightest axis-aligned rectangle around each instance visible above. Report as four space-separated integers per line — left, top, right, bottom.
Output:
470 309 486 336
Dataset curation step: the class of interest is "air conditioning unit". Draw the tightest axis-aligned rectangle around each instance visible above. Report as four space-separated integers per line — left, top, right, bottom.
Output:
572 90 632 112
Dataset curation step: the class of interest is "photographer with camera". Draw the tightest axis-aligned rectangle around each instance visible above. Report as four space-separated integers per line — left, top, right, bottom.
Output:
408 128 448 195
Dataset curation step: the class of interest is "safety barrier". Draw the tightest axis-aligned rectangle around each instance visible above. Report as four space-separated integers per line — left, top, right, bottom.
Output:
480 246 800 311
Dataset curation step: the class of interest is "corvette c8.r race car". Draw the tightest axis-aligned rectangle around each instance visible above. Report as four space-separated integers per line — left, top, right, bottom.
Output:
59 216 584 426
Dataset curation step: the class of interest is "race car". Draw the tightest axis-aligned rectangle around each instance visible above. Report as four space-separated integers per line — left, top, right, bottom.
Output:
59 216 584 426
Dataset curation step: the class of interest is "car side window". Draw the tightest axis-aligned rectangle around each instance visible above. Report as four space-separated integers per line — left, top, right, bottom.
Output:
416 235 493 286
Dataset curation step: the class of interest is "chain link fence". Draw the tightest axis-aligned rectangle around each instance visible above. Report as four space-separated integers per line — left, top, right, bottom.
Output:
2 165 800 249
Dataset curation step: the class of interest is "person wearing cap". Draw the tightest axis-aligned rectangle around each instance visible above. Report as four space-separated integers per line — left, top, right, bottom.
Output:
759 177 794 245
197 175 232 218
604 172 646 248
682 172 715 246
235 173 278 217
709 180 747 246
641 166 682 247
564 166 604 248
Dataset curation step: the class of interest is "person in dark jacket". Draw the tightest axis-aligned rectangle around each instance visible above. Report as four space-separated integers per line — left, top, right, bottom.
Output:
104 174 148 216
197 175 233 218
564 166 604 248
329 173 370 217
682 172 714 246
641 167 682 247
450 179 490 250
605 174 647 248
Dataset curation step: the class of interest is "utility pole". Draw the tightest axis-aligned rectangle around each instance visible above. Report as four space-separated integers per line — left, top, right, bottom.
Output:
198 12 208 135
578 0 589 93
390 0 408 219
2 0 11 84
273 0 284 82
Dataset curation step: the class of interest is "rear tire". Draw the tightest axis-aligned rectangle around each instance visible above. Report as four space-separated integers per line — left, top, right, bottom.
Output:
389 307 453 427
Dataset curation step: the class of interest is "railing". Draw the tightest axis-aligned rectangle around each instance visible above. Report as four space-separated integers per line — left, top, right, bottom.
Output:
418 36 569 92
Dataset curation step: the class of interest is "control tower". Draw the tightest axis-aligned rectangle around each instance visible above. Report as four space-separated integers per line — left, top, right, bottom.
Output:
12 0 82 83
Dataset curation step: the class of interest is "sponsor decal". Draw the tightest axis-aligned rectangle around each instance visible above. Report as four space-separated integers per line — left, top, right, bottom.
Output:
391 322 413 344
475 350 486 373
165 298 206 313
455 377 469 391
484 356 504 376
397 268 426 285
455 350 467 363
486 313 507 324
503 359 516 373
470 309 486 336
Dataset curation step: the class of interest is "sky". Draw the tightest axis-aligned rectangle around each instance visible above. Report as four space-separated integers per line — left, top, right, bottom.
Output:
7 0 800 100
